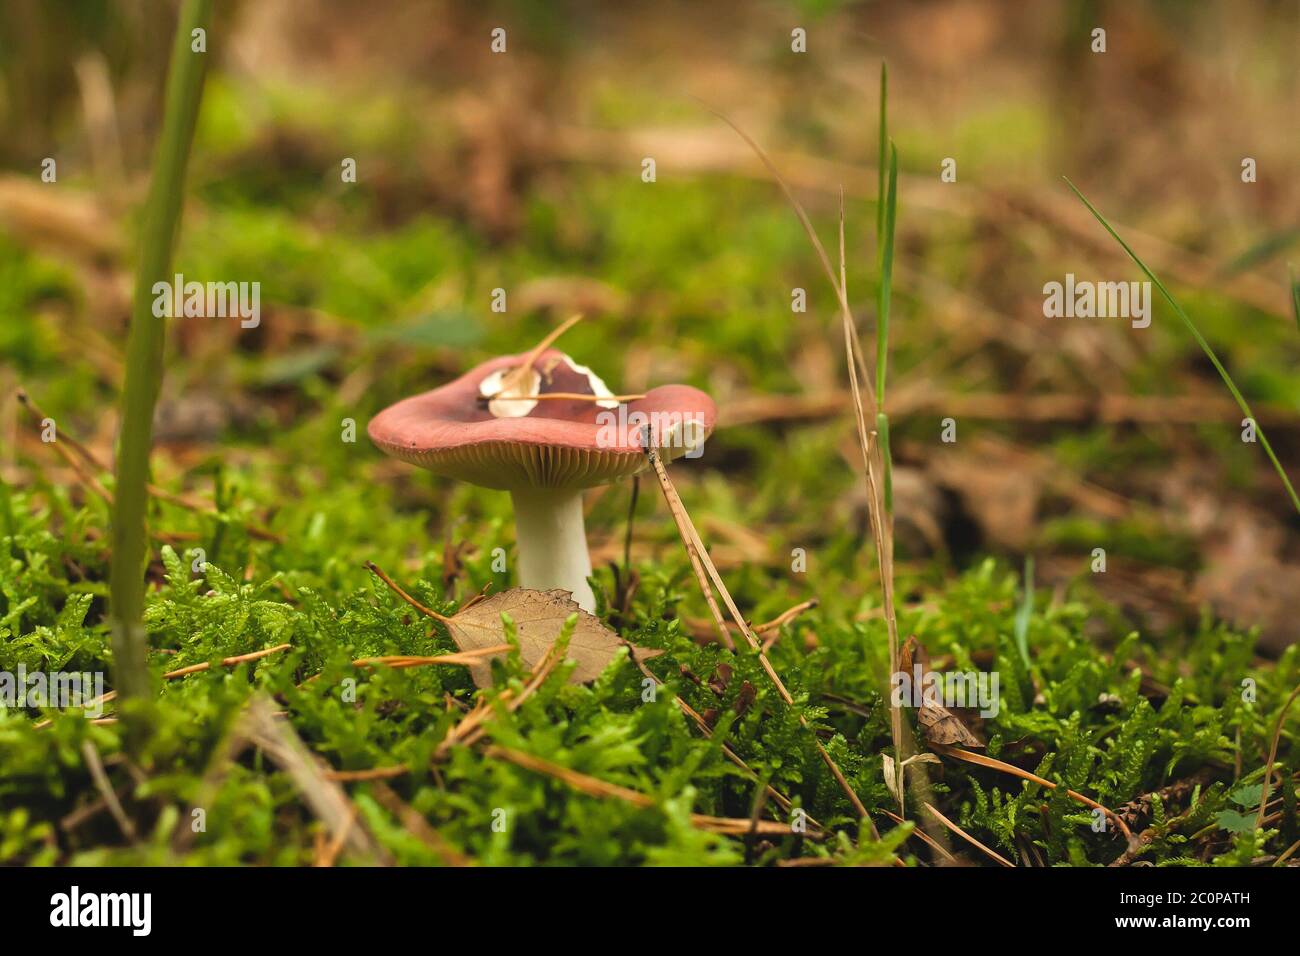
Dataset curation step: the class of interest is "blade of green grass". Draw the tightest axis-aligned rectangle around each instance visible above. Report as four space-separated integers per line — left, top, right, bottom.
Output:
715 103 909 827
1064 178 1300 517
871 73 904 813
876 61 888 245
109 0 213 707
1013 555 1034 668
876 143 898 513
876 143 898 408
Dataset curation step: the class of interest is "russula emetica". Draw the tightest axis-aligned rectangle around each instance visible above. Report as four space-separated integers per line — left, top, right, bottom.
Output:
368 348 715 612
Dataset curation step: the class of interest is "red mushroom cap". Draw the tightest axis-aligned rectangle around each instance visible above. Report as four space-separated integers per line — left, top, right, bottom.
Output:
368 350 716 491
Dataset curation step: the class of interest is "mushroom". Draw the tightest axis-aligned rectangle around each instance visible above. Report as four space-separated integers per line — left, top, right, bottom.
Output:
368 348 715 612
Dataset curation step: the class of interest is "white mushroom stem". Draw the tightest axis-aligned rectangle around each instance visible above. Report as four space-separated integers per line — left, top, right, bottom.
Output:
509 486 596 612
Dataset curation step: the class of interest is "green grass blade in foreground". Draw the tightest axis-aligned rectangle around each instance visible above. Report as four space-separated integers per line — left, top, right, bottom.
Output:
876 143 898 407
875 143 899 514
1064 178 1300 516
1014 555 1034 668
876 61 888 245
110 0 213 704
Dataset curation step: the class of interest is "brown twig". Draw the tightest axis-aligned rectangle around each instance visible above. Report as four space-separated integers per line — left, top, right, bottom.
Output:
627 654 823 833
482 744 813 838
454 640 568 750
642 436 876 834
483 313 586 405
1110 806 1199 867
16 388 282 541
159 642 292 680
326 766 409 783
1276 838 1300 866
478 391 645 404
15 389 114 501
60 798 109 833
687 597 818 646
351 646 511 670
1258 680 1300 829
652 474 734 650
934 744 1134 844
243 695 390 865
518 313 583 372
880 807 957 863
710 113 905 821
313 804 356 867
80 739 137 842
364 561 452 623
1116 767 1216 828
368 781 473 866
753 598 819 635
327 704 812 843
921 800 1013 867
35 643 293 729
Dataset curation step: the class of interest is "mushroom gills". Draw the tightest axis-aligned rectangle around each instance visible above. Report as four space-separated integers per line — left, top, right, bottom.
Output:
509 485 596 612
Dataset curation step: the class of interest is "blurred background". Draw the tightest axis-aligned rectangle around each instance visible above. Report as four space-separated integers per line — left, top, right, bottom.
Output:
2 0 1298 650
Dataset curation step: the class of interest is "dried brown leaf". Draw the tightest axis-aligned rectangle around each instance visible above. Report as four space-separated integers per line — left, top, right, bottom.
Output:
918 701 985 749
445 587 661 688
900 635 984 749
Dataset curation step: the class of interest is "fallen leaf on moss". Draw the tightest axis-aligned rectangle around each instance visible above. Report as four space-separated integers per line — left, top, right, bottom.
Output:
900 635 985 749
445 587 662 688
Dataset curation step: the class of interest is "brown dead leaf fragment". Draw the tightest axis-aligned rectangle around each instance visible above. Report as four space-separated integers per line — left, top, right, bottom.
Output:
445 587 661 688
918 699 984 749
899 636 984 749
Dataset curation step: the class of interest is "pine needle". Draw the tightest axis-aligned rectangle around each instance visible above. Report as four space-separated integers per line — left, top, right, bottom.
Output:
922 800 1013 867
934 743 1134 844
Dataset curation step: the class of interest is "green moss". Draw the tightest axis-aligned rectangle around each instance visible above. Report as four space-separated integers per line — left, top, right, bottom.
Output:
1 476 1294 864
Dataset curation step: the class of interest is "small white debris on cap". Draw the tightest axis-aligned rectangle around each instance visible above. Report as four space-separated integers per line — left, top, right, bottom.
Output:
479 366 541 418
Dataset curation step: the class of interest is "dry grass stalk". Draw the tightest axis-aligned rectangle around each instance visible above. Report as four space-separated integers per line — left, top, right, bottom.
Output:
922 800 1013 868
482 391 645 403
1257 680 1300 829
313 804 356 867
711 111 906 816
35 642 293 729
325 766 409 783
686 597 816 645
80 739 137 843
160 643 291 679
352 646 511 670
365 560 454 622
483 744 814 839
880 807 956 863
642 438 876 834
935 744 1134 844
627 654 824 834
367 781 474 866
243 695 390 865
16 387 281 541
